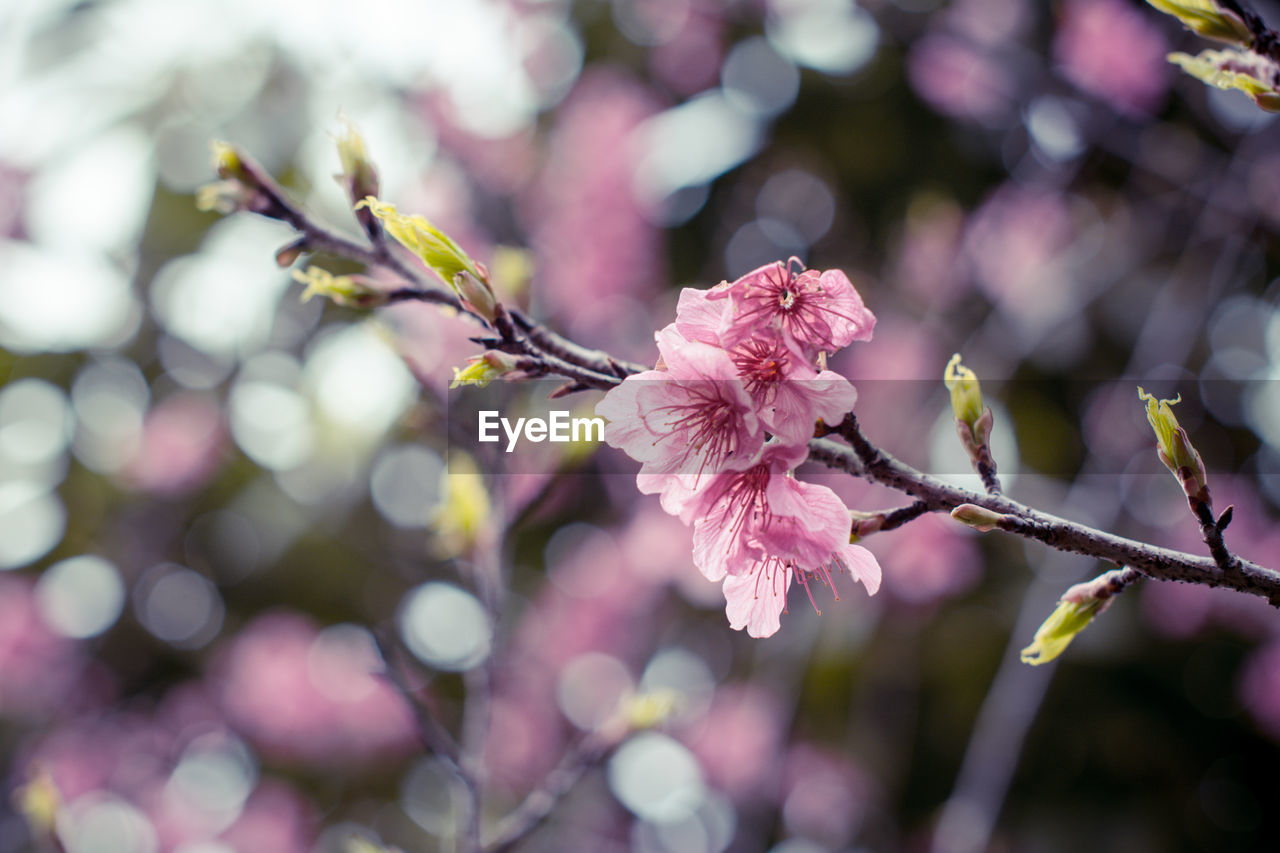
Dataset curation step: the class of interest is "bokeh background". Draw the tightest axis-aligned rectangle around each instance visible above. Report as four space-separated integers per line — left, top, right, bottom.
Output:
4 0 1280 850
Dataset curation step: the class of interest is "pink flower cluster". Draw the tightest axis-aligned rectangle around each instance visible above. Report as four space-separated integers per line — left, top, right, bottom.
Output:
597 259 883 637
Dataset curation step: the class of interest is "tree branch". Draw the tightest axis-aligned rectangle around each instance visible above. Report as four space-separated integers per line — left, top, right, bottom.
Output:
815 417 1280 606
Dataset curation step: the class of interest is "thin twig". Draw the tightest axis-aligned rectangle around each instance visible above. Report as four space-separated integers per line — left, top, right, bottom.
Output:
483 734 610 853
371 628 463 773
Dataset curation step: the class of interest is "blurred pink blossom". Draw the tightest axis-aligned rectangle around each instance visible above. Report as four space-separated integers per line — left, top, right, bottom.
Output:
946 0 1033 46
0 576 91 718
123 392 227 496
20 704 318 852
964 184 1076 326
891 198 969 307
781 742 872 847
1054 0 1170 116
649 1 725 94
418 92 537 194
218 779 317 853
908 34 1015 123
213 611 418 766
681 684 785 800
523 69 665 353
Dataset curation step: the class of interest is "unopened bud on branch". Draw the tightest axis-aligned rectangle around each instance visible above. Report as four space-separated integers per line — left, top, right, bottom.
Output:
950 503 1006 532
1021 567 1138 665
454 270 498 322
1020 595 1107 665
449 351 521 389
945 353 985 431
355 197 486 286
293 267 387 309
1145 0 1253 46
1167 48 1280 112
1137 387 1208 500
197 140 289 219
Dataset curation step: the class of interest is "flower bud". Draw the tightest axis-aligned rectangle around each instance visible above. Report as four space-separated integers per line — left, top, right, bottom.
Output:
194 180 249 214
211 140 249 182
1145 0 1253 45
1167 48 1280 112
453 270 498 323
950 503 1006 532
335 119 380 203
449 351 520 389
944 354 985 434
1137 387 1208 498
275 238 308 268
292 267 388 309
355 197 485 285
849 510 885 542
1020 595 1107 665
199 140 289 219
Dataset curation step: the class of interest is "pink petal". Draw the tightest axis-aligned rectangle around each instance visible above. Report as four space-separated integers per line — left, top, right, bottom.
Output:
838 543 882 595
724 564 791 638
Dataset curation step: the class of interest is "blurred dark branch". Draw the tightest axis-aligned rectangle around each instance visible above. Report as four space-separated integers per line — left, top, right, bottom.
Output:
371 628 463 772
483 732 611 853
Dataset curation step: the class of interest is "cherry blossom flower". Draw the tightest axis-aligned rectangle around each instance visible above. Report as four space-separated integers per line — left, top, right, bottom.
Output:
724 542 882 638
711 259 876 355
596 324 763 483
730 336 857 444
659 442 881 637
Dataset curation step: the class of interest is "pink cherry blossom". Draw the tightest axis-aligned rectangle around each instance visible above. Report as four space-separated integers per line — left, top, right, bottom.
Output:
723 542 882 638
652 441 881 636
730 336 857 444
673 281 731 345
675 278 858 442
596 324 763 483
712 259 876 354
1054 0 1170 117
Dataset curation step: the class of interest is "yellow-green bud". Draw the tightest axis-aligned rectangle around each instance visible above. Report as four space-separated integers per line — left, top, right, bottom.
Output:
210 140 248 182
945 353 985 432
950 503 1006 532
1145 0 1253 45
1020 596 1107 665
449 352 519 389
292 267 387 309
355 197 485 285
1167 48 1280 113
194 180 247 214
335 118 380 203
1137 387 1207 495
